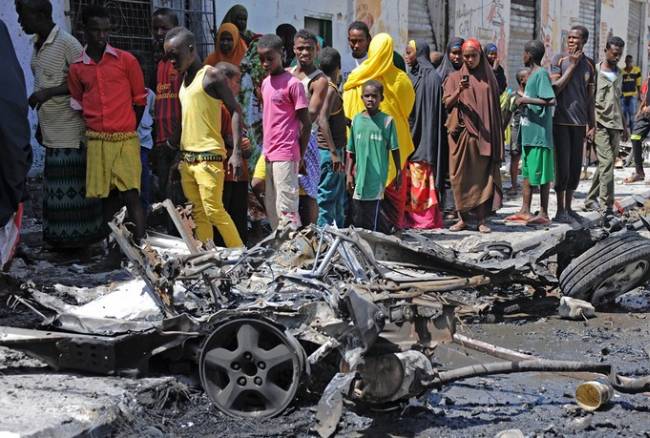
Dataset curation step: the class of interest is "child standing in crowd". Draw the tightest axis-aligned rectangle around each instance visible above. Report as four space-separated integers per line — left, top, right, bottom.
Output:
346 80 401 232
138 86 156 213
215 62 252 245
316 47 347 227
257 34 311 229
67 5 147 244
164 27 244 248
506 40 556 226
502 68 529 194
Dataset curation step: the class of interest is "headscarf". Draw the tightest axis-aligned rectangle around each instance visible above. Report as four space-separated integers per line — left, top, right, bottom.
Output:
445 38 503 162
484 43 498 54
343 33 415 184
407 40 445 190
221 4 254 45
204 23 247 66
437 37 464 82
0 20 32 227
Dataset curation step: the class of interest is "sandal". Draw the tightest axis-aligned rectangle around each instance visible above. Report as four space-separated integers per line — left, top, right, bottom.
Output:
624 174 645 184
504 213 532 223
449 221 468 232
526 215 551 226
478 224 491 234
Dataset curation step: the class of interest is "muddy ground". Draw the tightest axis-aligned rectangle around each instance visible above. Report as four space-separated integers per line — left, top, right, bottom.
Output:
1 170 650 437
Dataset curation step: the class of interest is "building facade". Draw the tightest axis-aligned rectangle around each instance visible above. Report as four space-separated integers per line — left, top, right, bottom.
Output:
441 0 649 91
2 0 649 172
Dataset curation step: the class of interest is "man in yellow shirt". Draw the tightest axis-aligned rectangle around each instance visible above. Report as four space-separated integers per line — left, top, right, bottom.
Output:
622 54 641 133
164 27 243 247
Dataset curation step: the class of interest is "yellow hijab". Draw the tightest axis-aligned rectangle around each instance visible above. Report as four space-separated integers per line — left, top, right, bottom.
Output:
343 33 415 184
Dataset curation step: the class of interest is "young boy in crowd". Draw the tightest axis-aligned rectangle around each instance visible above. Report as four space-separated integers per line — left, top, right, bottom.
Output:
164 27 244 248
214 62 252 245
138 85 156 213
257 34 311 229
506 40 556 226
502 68 529 194
346 80 401 232
68 5 147 244
316 47 347 227
133 51 156 214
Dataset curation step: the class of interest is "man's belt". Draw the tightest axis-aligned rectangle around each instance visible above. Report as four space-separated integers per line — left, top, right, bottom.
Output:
181 151 224 163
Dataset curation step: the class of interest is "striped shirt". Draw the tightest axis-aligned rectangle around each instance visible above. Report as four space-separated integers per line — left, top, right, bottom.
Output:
154 59 181 145
31 25 85 149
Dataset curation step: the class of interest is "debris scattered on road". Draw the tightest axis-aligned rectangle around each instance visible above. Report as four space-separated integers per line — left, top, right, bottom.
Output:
558 297 596 320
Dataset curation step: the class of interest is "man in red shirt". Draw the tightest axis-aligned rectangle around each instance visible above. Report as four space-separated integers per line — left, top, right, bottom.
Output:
151 8 182 201
68 5 147 242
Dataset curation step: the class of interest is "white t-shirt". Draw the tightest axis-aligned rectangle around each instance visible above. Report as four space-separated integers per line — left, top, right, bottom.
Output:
341 52 368 85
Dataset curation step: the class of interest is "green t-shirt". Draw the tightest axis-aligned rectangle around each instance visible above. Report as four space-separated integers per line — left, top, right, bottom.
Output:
346 111 399 200
521 67 556 148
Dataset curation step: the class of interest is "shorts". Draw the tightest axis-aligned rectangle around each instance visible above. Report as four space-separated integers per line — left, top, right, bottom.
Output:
521 145 554 186
553 124 585 191
351 199 382 232
86 131 141 198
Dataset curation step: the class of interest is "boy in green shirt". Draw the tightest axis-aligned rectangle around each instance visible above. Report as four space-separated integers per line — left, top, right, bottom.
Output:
346 80 400 232
506 40 556 226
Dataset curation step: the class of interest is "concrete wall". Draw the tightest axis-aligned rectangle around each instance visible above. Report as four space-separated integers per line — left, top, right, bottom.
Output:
0 2 68 173
597 0 630 62
446 0 650 88
452 0 511 56
213 0 408 58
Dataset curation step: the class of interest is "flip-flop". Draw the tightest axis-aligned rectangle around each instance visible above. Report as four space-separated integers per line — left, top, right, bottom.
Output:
526 215 551 226
624 174 645 184
504 213 531 222
478 224 491 234
449 222 468 232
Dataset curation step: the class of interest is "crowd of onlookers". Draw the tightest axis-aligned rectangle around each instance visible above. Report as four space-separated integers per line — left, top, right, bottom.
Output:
1 1 647 268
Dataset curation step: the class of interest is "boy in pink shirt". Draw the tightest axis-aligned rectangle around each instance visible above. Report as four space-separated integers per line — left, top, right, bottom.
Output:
257 34 311 228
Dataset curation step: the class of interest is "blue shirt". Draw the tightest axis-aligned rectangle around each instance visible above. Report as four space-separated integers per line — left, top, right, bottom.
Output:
138 88 155 149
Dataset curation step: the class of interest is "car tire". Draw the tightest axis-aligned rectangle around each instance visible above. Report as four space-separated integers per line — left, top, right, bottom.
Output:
559 233 650 307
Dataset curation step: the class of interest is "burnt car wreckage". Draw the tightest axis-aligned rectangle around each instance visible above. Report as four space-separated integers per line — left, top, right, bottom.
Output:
2 201 650 436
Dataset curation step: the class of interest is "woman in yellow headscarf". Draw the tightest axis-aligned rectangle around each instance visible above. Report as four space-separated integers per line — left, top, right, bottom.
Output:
343 33 415 229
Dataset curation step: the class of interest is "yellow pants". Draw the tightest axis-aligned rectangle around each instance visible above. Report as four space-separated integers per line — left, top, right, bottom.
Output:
179 160 243 247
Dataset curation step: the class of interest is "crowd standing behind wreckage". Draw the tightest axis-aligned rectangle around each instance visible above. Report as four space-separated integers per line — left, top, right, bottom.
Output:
4 1 650 436
2 0 647 260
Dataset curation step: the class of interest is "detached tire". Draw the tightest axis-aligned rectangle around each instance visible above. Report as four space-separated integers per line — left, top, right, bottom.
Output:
559 233 650 307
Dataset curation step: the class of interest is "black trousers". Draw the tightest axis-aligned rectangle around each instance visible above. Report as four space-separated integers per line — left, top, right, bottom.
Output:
351 199 392 233
214 181 248 246
553 124 585 191
631 115 650 169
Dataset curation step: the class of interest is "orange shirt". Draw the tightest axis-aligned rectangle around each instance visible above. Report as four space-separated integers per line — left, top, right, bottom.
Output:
68 44 147 133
